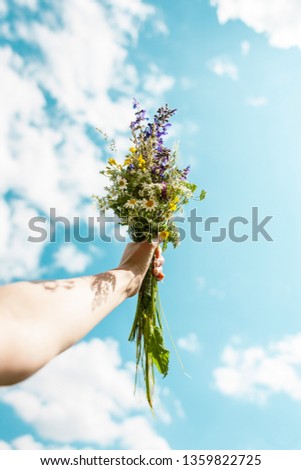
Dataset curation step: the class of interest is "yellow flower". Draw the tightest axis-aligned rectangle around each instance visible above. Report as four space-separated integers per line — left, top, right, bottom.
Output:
108 158 117 166
159 230 169 240
123 158 132 166
168 196 179 212
169 203 177 212
129 147 137 153
138 155 146 169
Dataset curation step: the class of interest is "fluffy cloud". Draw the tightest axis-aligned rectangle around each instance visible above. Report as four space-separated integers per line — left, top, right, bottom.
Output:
207 56 238 80
211 0 301 50
53 245 92 274
0 0 7 15
241 40 251 56
0 199 45 282
177 333 200 353
196 276 206 290
0 435 45 450
143 64 175 96
213 332 301 403
0 0 174 283
0 338 170 449
245 96 268 107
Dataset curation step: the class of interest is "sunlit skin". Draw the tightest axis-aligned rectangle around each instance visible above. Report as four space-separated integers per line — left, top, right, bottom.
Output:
0 242 164 387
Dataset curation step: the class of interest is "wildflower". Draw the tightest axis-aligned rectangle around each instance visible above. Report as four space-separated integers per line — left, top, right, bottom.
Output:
160 183 167 200
181 165 191 180
169 203 177 212
159 230 169 240
138 155 146 168
117 178 127 190
181 187 192 198
143 199 157 211
94 100 206 411
132 98 139 109
125 198 138 209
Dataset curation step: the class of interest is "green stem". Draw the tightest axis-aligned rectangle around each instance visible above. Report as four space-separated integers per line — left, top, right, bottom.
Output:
128 261 169 409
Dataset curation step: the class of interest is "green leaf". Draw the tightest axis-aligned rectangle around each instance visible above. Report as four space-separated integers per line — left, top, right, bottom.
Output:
200 189 207 201
186 182 197 193
148 326 170 377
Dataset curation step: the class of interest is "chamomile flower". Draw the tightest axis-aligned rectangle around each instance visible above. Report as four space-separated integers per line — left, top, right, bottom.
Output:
125 198 138 209
181 187 192 198
143 199 157 211
117 178 127 190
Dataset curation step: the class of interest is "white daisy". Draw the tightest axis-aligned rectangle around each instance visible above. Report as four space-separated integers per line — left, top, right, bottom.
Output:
125 198 138 209
181 187 193 198
143 199 157 211
117 178 127 190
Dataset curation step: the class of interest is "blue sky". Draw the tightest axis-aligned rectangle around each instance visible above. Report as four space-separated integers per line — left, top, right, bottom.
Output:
1 0 301 450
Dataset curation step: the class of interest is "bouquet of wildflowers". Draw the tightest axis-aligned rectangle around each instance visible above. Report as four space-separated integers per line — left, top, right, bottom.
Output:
94 99 206 408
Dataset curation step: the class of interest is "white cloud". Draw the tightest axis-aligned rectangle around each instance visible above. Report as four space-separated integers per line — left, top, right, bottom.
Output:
143 64 175 96
208 56 239 80
7 435 44 450
197 276 206 290
246 96 268 107
180 77 196 90
177 333 200 353
213 332 301 403
173 399 186 419
0 338 170 449
15 0 38 10
53 245 92 274
0 0 7 16
211 0 301 50
0 199 45 282
208 287 225 300
153 19 169 36
0 440 11 450
0 434 75 449
0 0 172 283
241 39 251 56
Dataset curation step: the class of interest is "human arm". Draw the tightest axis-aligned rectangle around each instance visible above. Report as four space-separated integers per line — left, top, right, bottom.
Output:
0 241 164 386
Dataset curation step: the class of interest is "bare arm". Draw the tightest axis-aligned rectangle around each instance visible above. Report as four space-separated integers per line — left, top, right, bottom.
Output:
0 241 165 386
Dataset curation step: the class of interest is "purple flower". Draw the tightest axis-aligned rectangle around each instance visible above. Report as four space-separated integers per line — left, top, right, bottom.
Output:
181 165 191 180
132 97 139 109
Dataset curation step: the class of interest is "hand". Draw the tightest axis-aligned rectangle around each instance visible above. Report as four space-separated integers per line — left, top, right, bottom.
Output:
117 241 165 297
152 245 165 281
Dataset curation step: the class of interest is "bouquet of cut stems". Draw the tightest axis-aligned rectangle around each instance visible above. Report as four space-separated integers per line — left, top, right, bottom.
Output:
94 99 206 408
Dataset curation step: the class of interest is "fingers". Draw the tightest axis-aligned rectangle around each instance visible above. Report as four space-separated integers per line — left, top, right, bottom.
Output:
152 247 165 281
118 241 165 282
